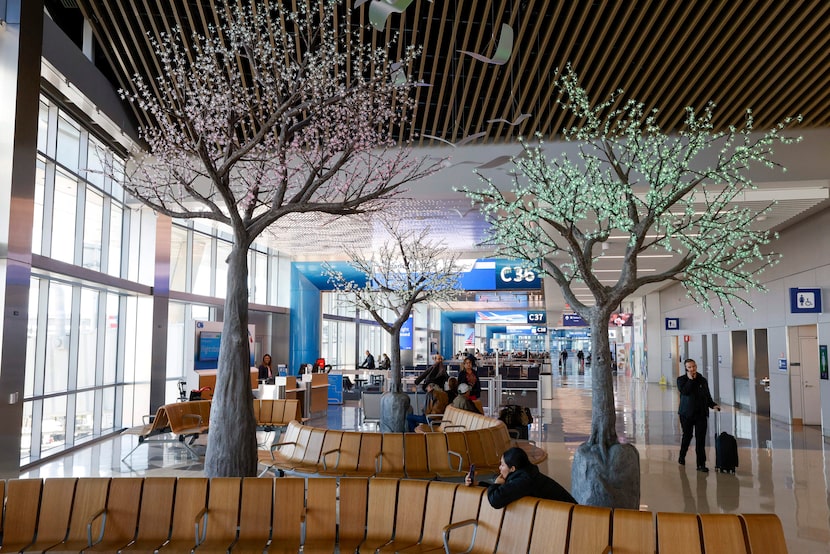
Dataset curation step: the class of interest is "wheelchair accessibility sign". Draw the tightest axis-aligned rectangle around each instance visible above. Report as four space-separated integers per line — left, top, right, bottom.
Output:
789 287 822 314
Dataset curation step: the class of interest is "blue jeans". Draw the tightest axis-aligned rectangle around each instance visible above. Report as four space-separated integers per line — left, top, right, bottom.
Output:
406 413 428 432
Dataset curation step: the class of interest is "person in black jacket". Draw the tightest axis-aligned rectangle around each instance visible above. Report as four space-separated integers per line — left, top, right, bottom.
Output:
359 350 375 369
458 356 481 400
677 359 720 472
465 447 576 508
414 354 448 390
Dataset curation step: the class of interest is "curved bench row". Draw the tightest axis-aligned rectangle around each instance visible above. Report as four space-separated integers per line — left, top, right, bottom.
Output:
122 399 301 462
0 476 788 553
416 405 548 464
258 406 546 478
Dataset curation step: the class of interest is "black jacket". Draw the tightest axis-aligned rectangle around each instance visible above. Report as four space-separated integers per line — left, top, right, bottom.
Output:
484 465 576 509
458 368 481 398
360 354 375 369
677 373 717 419
414 362 448 390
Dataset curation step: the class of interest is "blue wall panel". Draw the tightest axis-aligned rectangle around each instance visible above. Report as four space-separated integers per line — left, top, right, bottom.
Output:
290 264 321 372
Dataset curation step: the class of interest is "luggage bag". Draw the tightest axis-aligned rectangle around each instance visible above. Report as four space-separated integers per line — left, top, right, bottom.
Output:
714 414 738 473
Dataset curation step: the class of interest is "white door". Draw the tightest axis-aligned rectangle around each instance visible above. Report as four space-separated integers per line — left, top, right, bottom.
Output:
799 336 821 425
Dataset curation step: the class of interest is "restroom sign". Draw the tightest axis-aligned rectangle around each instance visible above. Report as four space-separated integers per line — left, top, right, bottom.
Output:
789 288 822 314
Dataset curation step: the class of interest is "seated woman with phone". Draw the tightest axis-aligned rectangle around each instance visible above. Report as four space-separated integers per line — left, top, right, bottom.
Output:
465 447 576 508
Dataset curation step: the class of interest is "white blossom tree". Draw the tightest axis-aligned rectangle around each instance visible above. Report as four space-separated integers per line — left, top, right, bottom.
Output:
115 1 440 477
464 68 799 507
323 221 461 431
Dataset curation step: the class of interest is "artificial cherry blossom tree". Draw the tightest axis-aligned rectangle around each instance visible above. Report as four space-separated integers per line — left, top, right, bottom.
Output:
465 69 798 507
116 1 439 477
323 221 461 431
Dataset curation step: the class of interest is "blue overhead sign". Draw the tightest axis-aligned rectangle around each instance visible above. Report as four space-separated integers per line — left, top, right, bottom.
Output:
665 318 680 330
789 288 822 314
458 259 542 291
563 313 588 327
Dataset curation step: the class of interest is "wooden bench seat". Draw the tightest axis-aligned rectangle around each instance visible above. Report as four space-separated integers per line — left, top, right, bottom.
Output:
123 398 302 463
258 407 545 479
0 477 789 553
416 405 548 465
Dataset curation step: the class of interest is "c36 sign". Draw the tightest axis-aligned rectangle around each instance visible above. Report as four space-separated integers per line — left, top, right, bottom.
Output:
496 261 541 290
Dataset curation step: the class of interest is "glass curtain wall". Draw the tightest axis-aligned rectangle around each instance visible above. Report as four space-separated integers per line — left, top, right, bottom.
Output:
23 96 140 464
23 94 294 465
165 222 290 401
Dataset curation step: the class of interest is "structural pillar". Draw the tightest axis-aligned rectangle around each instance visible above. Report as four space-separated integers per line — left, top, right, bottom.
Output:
0 0 45 477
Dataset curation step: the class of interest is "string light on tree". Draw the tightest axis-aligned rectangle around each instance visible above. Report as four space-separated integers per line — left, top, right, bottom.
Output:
463 66 800 508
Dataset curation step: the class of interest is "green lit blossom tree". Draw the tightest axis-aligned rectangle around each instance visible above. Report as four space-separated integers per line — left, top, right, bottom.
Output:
323 221 460 431
115 2 439 477
464 69 798 507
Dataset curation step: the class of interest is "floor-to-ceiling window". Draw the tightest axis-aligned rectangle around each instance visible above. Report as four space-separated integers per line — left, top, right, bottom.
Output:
22 96 145 465
165 221 291 400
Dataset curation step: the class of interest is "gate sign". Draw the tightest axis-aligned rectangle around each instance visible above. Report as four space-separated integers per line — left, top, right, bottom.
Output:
527 311 546 324
789 287 822 314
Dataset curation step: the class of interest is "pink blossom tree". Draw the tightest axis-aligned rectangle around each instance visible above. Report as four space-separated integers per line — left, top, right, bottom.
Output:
115 2 439 477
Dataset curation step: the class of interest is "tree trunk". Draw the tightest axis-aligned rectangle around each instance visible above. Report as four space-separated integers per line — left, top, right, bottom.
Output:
380 326 409 432
588 312 617 447
570 307 640 508
204 244 258 477
389 327 402 393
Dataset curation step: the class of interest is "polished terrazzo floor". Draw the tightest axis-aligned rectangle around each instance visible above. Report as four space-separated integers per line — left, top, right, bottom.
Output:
21 374 830 553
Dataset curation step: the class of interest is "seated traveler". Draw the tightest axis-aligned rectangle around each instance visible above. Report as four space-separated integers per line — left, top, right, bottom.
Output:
458 357 481 400
465 447 576 508
359 350 376 369
414 354 449 391
406 382 449 432
451 383 482 414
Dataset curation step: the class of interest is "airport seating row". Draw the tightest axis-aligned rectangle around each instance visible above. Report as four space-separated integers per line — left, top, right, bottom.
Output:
258 406 546 478
415 405 548 464
0 476 788 553
122 399 301 461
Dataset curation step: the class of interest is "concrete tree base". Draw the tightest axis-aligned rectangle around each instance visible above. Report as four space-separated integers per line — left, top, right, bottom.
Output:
571 442 640 508
380 392 410 433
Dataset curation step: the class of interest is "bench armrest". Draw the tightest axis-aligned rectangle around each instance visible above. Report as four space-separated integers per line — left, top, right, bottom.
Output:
443 518 479 554
86 508 107 546
269 440 298 452
443 424 466 431
194 507 207 546
142 414 156 425
322 448 341 470
425 414 445 431
447 450 464 472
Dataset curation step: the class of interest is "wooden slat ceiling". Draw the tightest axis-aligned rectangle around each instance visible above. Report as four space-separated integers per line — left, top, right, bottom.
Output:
74 0 830 147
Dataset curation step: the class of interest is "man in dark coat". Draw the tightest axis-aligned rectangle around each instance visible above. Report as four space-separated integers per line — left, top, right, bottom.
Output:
414 354 449 390
465 447 576 508
677 358 720 472
359 350 375 369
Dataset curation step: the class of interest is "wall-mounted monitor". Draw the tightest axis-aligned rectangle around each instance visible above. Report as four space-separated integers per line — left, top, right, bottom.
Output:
198 331 222 362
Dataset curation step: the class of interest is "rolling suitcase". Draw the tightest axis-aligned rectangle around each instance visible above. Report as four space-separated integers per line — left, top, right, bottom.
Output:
714 414 738 473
